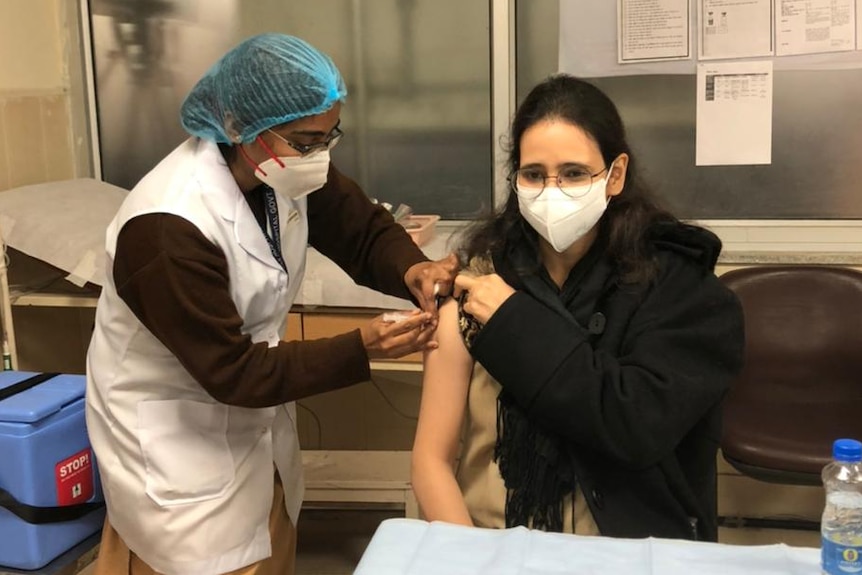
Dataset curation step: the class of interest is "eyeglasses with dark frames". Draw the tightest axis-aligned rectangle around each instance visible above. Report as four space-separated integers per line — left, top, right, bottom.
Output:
268 123 344 157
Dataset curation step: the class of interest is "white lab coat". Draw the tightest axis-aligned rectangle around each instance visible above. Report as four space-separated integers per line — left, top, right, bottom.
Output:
86 138 307 575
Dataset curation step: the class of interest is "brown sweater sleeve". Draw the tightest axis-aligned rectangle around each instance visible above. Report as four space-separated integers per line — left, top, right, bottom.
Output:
307 164 429 300
113 213 371 408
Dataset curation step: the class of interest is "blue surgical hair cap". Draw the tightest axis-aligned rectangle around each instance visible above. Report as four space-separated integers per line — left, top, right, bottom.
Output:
180 33 347 144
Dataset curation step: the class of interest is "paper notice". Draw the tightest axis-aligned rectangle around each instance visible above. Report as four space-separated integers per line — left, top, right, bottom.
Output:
618 0 691 63
696 61 774 166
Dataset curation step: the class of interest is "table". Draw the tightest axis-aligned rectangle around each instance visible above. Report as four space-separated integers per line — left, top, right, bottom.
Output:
354 519 820 575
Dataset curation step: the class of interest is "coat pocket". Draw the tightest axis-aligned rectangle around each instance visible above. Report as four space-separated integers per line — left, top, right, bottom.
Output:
138 399 235 507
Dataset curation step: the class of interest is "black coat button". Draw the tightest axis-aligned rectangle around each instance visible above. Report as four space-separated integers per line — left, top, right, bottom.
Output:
588 312 606 335
591 488 605 510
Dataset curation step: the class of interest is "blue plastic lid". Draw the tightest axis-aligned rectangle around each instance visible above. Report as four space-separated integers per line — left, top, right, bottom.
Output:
0 371 86 423
833 438 862 462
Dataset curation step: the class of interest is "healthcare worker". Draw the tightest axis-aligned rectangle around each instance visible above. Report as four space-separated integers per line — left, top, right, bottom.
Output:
86 33 457 575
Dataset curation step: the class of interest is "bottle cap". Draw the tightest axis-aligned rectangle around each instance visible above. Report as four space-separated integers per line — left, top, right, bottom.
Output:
833 438 862 462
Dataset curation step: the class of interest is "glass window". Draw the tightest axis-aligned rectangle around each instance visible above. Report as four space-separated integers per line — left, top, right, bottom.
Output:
89 0 493 219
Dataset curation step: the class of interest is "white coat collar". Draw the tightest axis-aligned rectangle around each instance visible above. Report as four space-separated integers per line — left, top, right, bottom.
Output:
194 138 289 273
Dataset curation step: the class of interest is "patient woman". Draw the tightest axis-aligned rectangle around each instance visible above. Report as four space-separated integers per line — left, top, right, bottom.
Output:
411 74 744 542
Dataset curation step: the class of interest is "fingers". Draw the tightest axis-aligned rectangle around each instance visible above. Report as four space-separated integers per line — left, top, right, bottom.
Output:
416 287 438 315
453 273 476 298
442 252 459 273
404 254 461 314
427 253 460 297
383 310 433 332
424 254 459 305
373 311 438 358
423 280 448 314
450 273 515 326
397 320 438 353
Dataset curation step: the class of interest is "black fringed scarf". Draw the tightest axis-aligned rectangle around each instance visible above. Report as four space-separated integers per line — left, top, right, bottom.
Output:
458 236 608 532
495 392 576 530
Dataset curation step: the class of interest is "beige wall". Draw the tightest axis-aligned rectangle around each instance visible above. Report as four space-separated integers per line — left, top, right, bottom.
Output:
0 1 64 91
0 0 89 192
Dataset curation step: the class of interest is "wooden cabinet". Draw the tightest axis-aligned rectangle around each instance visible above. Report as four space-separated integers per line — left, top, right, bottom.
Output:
282 309 422 452
284 312 303 342
284 310 423 517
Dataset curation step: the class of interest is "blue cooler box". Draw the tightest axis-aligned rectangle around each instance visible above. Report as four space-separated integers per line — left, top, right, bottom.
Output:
0 371 105 570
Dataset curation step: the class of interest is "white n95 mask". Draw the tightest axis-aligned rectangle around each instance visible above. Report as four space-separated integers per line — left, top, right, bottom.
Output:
256 150 331 200
518 168 612 253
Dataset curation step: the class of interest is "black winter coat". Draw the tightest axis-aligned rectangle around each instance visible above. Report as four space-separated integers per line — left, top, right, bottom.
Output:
469 222 745 541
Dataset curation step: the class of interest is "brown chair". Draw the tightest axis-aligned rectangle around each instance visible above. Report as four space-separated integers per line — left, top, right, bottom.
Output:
720 265 862 487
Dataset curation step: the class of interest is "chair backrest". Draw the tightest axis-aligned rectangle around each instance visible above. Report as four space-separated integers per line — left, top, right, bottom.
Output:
724 266 862 399
719 265 862 483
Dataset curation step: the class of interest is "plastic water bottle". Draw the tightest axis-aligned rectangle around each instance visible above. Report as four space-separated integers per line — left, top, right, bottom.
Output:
822 438 862 575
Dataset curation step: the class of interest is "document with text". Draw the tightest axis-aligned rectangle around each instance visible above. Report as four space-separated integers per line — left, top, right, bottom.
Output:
618 0 691 63
698 0 774 59
777 0 857 56
696 61 774 166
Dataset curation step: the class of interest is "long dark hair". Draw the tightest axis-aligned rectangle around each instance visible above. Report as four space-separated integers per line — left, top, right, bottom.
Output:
460 74 677 284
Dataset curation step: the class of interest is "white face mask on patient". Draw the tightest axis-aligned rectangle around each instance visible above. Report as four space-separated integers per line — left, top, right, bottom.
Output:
517 167 612 253
255 151 331 200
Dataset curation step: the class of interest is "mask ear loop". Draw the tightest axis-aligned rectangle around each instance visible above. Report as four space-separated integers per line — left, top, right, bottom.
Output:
238 135 285 178
256 135 285 168
604 160 618 205
238 145 266 177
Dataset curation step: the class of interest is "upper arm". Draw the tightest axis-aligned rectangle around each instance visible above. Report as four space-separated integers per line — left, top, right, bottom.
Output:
114 213 240 351
413 298 474 465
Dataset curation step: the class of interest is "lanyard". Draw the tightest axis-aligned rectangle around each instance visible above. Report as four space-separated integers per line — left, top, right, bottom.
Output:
261 187 288 272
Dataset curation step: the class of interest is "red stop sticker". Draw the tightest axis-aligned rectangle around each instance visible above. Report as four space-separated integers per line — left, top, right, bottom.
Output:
55 448 94 506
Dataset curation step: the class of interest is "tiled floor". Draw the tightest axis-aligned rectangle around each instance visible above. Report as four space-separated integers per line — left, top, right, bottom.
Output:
296 508 400 575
